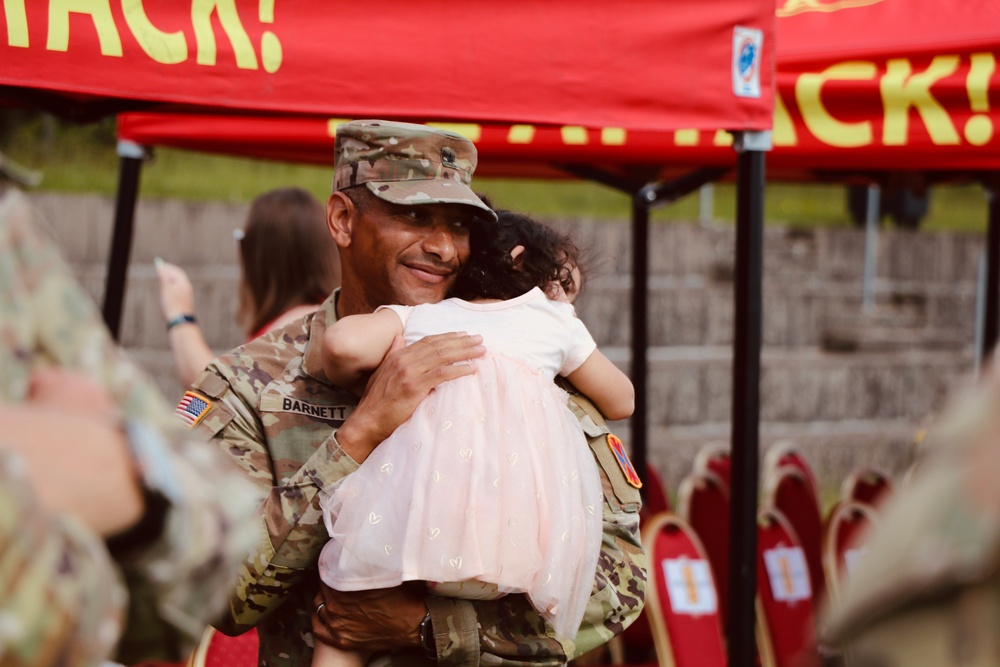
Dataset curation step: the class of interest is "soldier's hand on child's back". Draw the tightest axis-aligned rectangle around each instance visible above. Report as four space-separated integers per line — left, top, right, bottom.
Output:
335 332 485 463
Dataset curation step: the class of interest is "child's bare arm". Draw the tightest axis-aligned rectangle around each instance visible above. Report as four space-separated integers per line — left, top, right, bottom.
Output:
564 350 635 421
322 309 404 387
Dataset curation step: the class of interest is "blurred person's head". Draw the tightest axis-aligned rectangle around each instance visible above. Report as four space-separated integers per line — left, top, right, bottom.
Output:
237 187 340 337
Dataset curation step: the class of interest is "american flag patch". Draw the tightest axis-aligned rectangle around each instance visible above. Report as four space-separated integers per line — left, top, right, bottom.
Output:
175 391 212 428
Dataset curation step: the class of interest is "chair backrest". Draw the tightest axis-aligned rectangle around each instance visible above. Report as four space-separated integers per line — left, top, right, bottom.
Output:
840 467 893 509
640 462 672 526
187 627 259 667
821 500 879 604
763 465 826 607
693 440 731 489
642 512 727 667
677 469 730 630
623 462 676 664
756 507 820 667
763 441 819 501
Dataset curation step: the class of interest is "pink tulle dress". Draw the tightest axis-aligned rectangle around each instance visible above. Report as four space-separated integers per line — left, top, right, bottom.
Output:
318 287 604 638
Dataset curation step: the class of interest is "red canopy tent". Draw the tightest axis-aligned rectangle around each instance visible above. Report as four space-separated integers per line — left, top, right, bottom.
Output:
1 2 771 131
116 0 1000 175
1 2 775 663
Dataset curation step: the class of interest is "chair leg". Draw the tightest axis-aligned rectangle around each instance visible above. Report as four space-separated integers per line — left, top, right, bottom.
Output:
607 634 626 665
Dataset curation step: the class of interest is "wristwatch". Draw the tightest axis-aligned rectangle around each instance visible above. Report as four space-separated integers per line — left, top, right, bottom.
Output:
418 610 436 658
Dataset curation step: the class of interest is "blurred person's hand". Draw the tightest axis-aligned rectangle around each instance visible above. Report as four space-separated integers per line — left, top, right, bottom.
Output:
28 367 117 421
2 371 145 535
155 257 195 321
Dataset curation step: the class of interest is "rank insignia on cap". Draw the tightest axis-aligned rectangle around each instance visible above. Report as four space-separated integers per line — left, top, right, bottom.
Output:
607 434 643 489
175 391 212 428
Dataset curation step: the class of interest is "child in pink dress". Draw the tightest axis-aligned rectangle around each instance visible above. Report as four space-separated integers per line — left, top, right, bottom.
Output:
313 210 634 667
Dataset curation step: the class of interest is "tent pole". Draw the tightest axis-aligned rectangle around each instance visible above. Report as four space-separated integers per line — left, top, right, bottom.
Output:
630 191 651 497
727 133 768 667
983 174 1000 362
557 165 732 500
103 140 145 340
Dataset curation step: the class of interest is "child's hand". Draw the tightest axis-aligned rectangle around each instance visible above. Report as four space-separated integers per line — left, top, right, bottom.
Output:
154 257 195 321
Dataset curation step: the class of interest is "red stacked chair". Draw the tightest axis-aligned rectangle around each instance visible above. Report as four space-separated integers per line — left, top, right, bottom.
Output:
639 462 673 527
821 500 879 604
762 443 825 609
693 440 731 489
616 462 673 664
186 627 259 667
763 441 819 502
642 513 727 667
840 467 893 510
677 469 730 631
756 507 820 667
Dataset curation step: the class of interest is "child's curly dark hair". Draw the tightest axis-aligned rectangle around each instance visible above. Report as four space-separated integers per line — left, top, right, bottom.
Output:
450 209 581 301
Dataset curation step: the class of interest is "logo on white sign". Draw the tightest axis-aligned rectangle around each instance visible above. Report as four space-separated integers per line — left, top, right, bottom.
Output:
732 26 763 98
663 558 718 615
763 546 812 602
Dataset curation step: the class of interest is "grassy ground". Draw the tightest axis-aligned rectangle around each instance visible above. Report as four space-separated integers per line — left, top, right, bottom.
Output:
6 115 990 233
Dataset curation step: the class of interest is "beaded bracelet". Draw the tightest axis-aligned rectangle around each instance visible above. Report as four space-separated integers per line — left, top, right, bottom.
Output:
166 313 197 331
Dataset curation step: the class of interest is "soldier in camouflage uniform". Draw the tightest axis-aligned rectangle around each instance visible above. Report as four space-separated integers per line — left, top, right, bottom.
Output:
822 366 1000 666
183 120 647 667
0 165 258 665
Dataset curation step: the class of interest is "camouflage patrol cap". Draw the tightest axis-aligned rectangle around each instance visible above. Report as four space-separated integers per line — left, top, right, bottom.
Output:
334 120 496 221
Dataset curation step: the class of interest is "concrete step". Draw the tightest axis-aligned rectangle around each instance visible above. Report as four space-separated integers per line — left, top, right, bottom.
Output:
35 192 985 286
822 324 970 352
73 264 244 354
822 300 969 352
605 345 974 426
32 192 246 267
827 302 926 330
74 253 976 356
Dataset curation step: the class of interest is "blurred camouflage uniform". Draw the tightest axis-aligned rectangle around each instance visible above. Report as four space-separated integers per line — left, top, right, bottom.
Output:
823 371 1000 666
183 120 647 667
0 182 258 665
0 449 126 666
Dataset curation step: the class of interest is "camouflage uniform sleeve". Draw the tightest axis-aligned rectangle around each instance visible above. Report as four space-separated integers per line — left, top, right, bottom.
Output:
426 395 647 667
0 450 127 667
189 367 359 634
2 189 260 661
